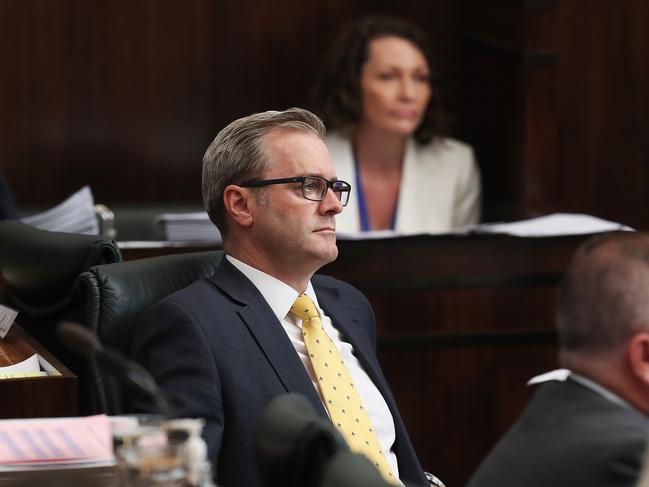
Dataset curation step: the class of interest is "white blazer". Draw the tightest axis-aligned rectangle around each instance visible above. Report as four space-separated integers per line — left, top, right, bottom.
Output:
325 132 481 235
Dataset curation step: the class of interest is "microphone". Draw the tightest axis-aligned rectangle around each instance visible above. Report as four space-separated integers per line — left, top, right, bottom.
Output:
57 321 173 418
256 393 348 487
320 451 396 487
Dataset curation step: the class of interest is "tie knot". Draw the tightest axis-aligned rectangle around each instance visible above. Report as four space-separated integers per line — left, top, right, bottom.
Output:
291 295 319 321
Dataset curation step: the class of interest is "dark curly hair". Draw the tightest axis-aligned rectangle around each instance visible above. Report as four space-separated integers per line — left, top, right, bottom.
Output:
314 17 447 145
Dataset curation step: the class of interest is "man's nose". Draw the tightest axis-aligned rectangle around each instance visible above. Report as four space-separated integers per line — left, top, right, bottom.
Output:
320 187 343 215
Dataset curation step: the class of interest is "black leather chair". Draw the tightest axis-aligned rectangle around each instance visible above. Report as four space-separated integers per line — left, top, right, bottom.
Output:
0 220 121 413
76 250 223 414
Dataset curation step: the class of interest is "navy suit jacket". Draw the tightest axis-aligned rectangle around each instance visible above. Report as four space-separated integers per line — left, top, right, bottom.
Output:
468 378 649 487
133 258 426 487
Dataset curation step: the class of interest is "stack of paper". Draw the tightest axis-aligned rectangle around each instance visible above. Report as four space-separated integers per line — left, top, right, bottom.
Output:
0 415 114 470
475 213 632 237
21 186 99 235
0 354 47 380
156 212 222 243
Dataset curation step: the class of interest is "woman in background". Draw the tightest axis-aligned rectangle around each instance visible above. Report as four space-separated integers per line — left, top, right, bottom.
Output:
315 17 481 234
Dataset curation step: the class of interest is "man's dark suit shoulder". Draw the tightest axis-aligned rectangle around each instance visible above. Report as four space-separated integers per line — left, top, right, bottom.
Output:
468 379 649 487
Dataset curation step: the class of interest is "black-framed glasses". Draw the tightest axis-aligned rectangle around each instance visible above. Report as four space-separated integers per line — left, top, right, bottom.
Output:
240 176 351 206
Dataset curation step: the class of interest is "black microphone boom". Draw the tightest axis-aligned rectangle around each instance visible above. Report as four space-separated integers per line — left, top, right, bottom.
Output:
57 321 173 418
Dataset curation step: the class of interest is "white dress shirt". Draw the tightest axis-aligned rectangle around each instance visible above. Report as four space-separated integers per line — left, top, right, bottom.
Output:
226 255 400 478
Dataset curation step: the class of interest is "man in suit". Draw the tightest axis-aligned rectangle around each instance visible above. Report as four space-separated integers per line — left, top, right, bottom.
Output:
133 108 428 487
468 232 649 487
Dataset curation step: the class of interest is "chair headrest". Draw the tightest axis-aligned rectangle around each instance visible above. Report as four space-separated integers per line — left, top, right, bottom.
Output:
78 250 223 352
0 220 121 315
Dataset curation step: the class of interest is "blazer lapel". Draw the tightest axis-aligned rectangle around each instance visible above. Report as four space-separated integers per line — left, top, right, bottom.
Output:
315 281 385 391
208 260 326 415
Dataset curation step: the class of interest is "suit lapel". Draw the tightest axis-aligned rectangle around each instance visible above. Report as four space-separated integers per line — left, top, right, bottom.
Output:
316 277 422 476
315 281 386 394
208 260 326 415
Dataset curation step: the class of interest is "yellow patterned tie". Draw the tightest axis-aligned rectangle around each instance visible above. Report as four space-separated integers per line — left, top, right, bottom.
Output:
290 294 396 483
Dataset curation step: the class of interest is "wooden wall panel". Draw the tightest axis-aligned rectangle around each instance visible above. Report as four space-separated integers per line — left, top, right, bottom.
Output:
0 0 216 206
459 0 649 228
550 1 649 227
0 0 463 211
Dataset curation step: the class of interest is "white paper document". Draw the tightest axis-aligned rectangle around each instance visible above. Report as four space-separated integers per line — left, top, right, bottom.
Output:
0 304 18 340
0 354 42 380
0 415 114 468
336 229 406 240
21 186 99 235
475 213 632 237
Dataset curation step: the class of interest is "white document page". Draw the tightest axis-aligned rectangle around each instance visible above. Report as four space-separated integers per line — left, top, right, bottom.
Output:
0 305 18 339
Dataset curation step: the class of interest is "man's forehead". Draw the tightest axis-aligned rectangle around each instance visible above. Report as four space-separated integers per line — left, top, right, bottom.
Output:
261 128 334 176
262 126 323 150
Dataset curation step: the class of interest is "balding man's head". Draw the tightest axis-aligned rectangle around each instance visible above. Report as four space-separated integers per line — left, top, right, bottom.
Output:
557 232 649 413
558 232 649 358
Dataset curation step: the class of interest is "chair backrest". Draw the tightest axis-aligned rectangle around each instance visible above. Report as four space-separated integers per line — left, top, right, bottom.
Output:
0 220 122 414
77 250 224 414
0 220 121 315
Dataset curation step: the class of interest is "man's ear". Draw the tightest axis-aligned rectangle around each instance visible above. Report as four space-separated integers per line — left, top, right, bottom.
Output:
223 185 255 228
627 332 649 386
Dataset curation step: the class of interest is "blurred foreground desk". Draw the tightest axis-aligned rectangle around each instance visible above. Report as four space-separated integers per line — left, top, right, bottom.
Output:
0 325 77 418
121 234 587 485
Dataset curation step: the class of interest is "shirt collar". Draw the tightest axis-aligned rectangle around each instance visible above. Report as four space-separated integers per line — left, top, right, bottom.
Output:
528 368 634 411
568 372 634 410
226 255 320 323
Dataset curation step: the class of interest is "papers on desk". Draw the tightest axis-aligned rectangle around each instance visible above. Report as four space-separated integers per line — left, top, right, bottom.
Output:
475 213 632 237
156 212 222 242
0 304 18 339
336 213 630 240
336 229 406 240
0 415 114 469
0 354 47 379
21 186 99 235
154 211 628 242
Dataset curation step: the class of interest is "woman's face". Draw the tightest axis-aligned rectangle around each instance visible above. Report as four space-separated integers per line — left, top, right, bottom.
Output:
359 36 432 137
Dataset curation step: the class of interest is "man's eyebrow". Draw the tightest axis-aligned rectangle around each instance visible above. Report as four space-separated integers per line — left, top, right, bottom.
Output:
301 173 338 180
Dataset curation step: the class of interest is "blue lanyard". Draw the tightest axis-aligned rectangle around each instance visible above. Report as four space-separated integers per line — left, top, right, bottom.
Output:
353 153 397 231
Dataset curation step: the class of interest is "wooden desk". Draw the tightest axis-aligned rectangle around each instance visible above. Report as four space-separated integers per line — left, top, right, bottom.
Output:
120 234 587 485
0 325 77 418
0 466 115 487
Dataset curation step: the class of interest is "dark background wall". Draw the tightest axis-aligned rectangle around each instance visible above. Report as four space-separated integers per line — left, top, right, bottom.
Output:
0 0 461 208
4 1 646 226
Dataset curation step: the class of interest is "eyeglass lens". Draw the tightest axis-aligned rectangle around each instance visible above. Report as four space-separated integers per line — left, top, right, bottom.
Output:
302 177 349 205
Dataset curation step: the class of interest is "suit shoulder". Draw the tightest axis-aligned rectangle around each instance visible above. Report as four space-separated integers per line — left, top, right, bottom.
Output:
313 274 369 305
145 277 225 318
158 276 217 302
313 273 357 291
439 136 472 153
419 137 475 163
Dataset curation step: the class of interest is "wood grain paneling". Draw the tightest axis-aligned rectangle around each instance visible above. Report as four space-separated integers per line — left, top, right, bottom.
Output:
0 0 461 210
459 0 649 227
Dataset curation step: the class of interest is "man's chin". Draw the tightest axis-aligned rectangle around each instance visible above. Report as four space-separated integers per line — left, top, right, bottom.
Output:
315 245 339 266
